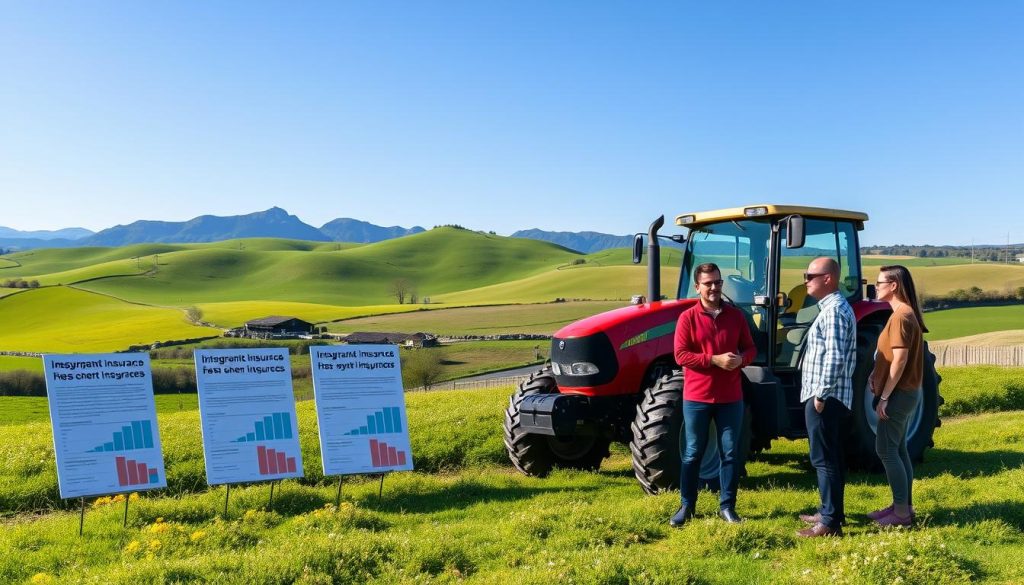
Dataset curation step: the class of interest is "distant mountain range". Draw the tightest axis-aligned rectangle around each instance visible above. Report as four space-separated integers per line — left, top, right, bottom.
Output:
0 207 643 253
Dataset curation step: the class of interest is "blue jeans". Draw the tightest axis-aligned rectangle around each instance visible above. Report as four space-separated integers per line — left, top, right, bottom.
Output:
680 399 744 510
804 397 849 528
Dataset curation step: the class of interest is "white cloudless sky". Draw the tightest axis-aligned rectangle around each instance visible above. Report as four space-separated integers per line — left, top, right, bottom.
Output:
2 1 1022 245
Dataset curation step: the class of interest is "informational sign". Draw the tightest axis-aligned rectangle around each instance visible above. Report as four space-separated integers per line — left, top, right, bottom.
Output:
43 353 167 499
310 345 414 475
194 348 303 485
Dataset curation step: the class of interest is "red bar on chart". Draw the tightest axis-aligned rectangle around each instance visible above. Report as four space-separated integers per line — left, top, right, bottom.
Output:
257 446 269 474
276 451 287 473
370 439 381 466
378 441 389 467
397 451 407 466
286 457 296 473
116 457 129 485
126 461 139 484
136 462 148 483
267 448 279 474
388 446 398 466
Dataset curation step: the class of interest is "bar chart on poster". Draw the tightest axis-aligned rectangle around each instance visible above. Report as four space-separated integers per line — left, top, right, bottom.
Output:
310 345 414 475
43 353 167 499
195 348 303 485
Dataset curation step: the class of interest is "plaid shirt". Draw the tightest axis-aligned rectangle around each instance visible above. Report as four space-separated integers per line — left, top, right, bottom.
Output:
800 291 856 409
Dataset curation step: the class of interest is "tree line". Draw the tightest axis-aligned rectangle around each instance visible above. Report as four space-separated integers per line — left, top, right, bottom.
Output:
863 244 1023 262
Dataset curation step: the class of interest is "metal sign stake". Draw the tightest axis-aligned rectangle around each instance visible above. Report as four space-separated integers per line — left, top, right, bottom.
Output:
123 494 130 527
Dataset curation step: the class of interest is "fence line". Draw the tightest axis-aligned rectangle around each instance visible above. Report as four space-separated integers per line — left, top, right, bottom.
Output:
932 345 1024 367
410 374 534 393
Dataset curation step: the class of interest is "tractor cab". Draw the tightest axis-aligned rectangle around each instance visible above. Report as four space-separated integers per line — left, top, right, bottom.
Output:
670 205 866 368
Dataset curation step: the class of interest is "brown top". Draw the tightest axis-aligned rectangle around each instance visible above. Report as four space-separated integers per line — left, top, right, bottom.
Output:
873 303 924 393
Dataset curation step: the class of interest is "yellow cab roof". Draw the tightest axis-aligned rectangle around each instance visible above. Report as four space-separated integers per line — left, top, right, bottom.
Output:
675 204 869 228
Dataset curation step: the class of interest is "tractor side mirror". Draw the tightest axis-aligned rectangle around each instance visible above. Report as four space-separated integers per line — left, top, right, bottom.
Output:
632 234 644 264
786 215 805 249
866 283 877 300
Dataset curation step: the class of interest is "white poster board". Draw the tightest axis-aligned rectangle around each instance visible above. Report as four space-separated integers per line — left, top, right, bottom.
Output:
43 353 167 499
310 345 414 475
194 348 303 485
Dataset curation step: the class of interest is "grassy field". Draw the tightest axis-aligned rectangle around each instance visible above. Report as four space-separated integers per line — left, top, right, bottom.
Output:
436 265 681 305
328 301 624 336
860 255 975 267
1 366 1022 583
0 287 221 353
930 330 1024 348
68 229 579 306
924 305 1024 341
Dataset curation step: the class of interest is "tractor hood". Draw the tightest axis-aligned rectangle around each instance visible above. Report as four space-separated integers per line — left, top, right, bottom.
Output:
550 299 697 395
554 299 695 340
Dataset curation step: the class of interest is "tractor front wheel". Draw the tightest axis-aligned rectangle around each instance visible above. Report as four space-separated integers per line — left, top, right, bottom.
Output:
630 372 746 495
503 368 610 476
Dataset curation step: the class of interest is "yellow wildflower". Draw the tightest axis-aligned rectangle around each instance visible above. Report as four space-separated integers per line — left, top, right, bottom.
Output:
30 573 56 585
190 530 206 542
124 541 141 555
148 539 162 551
147 522 171 534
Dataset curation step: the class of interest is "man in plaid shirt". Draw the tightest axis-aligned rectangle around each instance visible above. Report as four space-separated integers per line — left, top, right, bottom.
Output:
796 257 856 538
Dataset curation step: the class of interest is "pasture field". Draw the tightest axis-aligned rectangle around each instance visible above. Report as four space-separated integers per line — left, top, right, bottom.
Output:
72 229 579 306
328 301 625 336
0 356 42 373
0 287 220 353
860 255 974 267
436 265 682 305
924 305 1024 341
1 367 1023 583
930 330 1024 348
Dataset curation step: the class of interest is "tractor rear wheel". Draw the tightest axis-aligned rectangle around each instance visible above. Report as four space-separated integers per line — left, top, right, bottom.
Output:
630 372 748 495
503 367 610 476
847 325 942 469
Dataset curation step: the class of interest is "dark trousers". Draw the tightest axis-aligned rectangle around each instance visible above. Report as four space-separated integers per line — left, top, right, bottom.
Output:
804 397 848 528
681 399 744 510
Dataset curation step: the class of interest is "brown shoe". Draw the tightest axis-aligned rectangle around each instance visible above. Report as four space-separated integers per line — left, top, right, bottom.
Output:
799 512 821 524
796 522 842 538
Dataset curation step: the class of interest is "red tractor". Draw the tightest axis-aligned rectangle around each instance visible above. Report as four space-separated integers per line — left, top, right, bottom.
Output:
504 205 941 493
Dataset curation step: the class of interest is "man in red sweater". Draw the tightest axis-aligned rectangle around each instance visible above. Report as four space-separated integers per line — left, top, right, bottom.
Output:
669 262 757 527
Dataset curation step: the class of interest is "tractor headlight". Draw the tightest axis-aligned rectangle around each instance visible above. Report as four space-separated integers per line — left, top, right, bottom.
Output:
553 362 599 376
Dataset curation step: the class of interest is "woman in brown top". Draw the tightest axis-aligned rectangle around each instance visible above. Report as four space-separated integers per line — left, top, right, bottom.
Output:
869 264 927 526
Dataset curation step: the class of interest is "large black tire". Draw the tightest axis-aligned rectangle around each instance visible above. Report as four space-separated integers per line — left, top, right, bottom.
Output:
630 372 749 495
847 323 943 469
503 367 611 476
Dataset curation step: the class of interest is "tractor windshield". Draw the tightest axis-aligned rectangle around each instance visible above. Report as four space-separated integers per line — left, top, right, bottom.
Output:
678 219 771 304
678 219 772 363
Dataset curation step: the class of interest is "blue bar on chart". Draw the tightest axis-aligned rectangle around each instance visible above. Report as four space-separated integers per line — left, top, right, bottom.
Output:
233 412 294 442
343 407 403 435
90 420 156 453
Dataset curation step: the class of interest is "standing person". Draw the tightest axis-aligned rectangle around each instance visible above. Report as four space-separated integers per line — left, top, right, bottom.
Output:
796 257 856 538
670 263 757 527
868 265 927 527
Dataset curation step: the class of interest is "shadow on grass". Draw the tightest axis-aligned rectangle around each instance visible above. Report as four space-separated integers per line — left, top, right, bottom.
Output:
920 499 1024 531
915 448 1024 479
356 479 604 515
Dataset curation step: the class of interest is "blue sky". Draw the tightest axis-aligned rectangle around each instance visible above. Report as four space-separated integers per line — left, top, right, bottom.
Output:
2 2 1021 245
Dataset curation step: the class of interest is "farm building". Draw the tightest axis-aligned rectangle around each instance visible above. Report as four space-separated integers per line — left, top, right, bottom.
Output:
244 316 314 338
344 331 438 348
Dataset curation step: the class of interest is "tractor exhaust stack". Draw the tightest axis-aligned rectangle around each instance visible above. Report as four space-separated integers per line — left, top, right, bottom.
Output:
647 215 664 302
